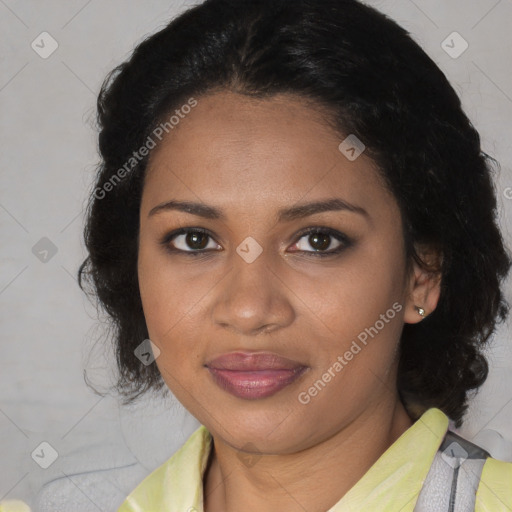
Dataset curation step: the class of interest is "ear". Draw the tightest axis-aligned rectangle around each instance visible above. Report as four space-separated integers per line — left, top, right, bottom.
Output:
403 245 443 324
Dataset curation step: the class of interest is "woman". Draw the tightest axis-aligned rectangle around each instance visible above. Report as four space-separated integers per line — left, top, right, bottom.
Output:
78 0 512 510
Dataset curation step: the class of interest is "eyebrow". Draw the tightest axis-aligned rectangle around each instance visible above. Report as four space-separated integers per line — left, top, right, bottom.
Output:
148 198 369 222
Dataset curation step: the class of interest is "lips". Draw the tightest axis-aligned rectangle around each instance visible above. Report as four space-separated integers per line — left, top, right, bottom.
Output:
205 352 309 400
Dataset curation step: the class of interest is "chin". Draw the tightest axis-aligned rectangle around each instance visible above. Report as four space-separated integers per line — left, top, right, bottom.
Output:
206 406 314 453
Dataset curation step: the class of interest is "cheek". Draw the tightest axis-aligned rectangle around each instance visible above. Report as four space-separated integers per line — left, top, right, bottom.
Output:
138 236 188 320
289 238 406 399
137 243 211 377
299 265 404 414
137 242 183 342
292 245 404 344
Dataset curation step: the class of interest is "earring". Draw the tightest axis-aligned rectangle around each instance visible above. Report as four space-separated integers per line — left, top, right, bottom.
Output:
415 305 426 317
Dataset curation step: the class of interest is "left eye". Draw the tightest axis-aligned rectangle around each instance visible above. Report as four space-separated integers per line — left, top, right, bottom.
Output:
290 229 348 254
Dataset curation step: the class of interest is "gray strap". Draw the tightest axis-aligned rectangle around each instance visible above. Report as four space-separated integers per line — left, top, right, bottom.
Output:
414 431 489 512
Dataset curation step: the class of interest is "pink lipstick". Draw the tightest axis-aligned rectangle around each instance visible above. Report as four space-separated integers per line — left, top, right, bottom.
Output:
205 351 308 399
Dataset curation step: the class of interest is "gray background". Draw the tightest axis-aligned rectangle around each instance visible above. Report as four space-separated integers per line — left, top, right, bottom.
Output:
1 0 511 510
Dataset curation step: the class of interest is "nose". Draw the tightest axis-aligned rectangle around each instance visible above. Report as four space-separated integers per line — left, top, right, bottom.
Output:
211 249 295 336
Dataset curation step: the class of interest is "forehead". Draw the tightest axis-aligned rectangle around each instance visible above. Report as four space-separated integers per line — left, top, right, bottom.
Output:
142 91 392 218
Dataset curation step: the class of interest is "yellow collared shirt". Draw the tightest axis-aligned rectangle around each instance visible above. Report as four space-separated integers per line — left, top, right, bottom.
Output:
117 408 512 512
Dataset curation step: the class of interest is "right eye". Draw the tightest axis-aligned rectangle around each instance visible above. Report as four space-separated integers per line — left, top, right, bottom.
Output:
160 227 222 254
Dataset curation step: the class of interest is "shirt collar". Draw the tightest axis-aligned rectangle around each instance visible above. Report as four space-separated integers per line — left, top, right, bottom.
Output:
329 407 449 511
119 408 449 512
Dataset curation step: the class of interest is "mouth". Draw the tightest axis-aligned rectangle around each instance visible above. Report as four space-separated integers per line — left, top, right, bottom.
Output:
204 351 309 400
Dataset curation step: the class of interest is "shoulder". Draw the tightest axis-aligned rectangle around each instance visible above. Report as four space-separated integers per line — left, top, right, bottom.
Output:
445 429 512 511
0 501 31 512
476 456 512 512
117 424 212 512
417 425 512 512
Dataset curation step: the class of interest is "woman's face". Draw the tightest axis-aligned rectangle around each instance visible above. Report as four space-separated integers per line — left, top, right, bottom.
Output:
138 91 432 453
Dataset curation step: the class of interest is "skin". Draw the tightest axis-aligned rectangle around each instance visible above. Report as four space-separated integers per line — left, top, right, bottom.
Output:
137 90 441 512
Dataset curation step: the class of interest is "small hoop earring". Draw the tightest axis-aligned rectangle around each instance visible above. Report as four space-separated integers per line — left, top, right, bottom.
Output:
415 305 426 317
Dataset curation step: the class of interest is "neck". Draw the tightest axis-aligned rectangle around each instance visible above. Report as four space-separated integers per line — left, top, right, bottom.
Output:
203 397 413 512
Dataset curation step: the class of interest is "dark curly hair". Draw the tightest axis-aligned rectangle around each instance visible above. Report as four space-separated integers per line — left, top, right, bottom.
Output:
78 0 511 427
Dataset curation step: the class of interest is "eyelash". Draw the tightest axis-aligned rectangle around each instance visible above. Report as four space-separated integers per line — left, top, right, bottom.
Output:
159 226 353 258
